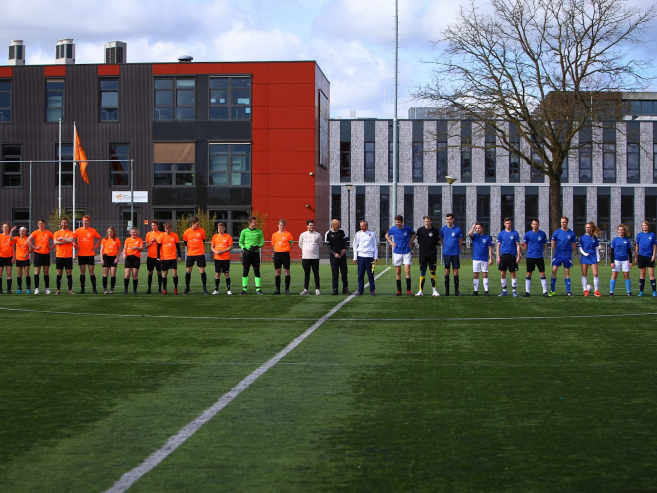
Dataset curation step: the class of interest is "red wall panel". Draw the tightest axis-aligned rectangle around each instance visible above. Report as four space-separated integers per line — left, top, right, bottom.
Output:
269 62 315 84
44 66 66 77
0 67 13 77
98 65 120 76
269 129 316 152
268 84 316 107
269 106 316 129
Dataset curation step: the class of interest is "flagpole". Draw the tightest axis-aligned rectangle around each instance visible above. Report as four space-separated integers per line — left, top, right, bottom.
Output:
58 118 62 218
73 123 76 235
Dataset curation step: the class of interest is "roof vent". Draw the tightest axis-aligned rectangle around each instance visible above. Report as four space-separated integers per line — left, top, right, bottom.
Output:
104 41 127 64
177 55 193 63
8 40 25 66
55 39 75 64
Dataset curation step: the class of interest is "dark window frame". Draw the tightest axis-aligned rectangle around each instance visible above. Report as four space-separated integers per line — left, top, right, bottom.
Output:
0 79 11 123
55 143 73 187
364 142 375 183
603 143 616 183
153 162 195 187
46 78 65 123
340 142 351 182
627 142 640 184
509 140 520 183
109 143 130 187
99 78 119 122
2 144 21 188
412 141 423 183
436 142 447 182
154 77 196 121
209 77 252 121
578 143 592 183
208 143 251 187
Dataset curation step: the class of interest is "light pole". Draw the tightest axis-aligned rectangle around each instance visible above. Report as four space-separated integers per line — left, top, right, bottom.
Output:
446 176 457 213
345 184 353 238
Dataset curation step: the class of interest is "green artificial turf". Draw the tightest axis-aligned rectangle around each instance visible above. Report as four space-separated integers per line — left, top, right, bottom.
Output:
0 262 656 492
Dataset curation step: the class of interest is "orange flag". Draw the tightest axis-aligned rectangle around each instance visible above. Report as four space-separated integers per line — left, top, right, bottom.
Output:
74 127 89 184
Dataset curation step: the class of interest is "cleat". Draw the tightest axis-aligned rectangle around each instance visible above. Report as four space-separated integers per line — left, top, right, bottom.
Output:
55 290 61 295
343 288 351 295
594 290 601 297
26 289 31 294
566 292 574 297
109 289 114 294
103 289 107 295
454 291 462 297
162 290 167 295
145 289 152 294
79 288 85 295
133 290 138 295
415 290 424 297
212 290 220 295
272 290 281 295
316 289 321 295
498 290 507 297
638 291 644 297
609 293 614 297
256 290 263 295
512 291 518 298
174 288 178 295
627 292 632 296
432 289 440 297
183 288 190 295
300 289 309 295
395 291 402 296
34 288 40 295
584 290 589 297
472 291 478 296
355 292 363 296
484 291 490 296
407 291 412 296
16 289 22 294
6 290 12 294
68 290 75 295
370 291 376 296
332 290 339 295
548 291 556 297
124 290 128 295
285 290 291 295
543 292 549 297
203 290 209 295
45 288 51 295
240 290 247 295
653 291 657 297
93 289 98 295
158 290 162 295
226 290 232 296
523 292 530 297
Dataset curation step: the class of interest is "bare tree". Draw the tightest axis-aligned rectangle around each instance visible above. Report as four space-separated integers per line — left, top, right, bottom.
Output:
415 0 655 232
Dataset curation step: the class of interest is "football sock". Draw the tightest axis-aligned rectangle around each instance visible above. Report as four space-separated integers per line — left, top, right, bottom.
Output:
44 275 49 288
406 278 411 292
610 279 616 293
148 274 153 290
639 278 645 292
430 271 437 287
173 276 178 289
625 279 631 293
483 278 489 291
67 275 72 290
90 275 97 291
473 278 480 291
582 276 588 291
419 276 426 291
7 279 12 292
565 278 571 293
133 279 138 292
157 274 163 291
551 277 556 292
26 276 31 290
444 275 450 292
56 275 62 290
17 277 22 290
242 277 248 289
511 278 517 291
525 277 531 292
594 276 600 291
111 276 116 290
226 277 232 291
501 279 507 290
103 276 108 289
396 279 402 292
124 278 130 291
651 279 656 292
215 278 220 290
454 275 460 292
162 278 168 291
275 275 281 291
201 272 207 290
285 275 290 290
255 277 261 289
185 273 191 289
80 275 86 289
541 277 547 293
34 274 40 289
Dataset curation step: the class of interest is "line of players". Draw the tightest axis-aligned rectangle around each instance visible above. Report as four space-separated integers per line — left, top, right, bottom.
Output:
1 212 656 297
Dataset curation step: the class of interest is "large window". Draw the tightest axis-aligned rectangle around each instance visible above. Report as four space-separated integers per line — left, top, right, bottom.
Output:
530 149 544 183
154 78 195 121
412 142 423 183
646 193 657 229
452 191 466 225
2 145 21 188
154 163 193 186
209 144 251 187
100 78 119 122
110 144 129 187
525 189 539 234
380 186 390 240
208 210 251 238
501 188 514 229
654 144 657 184
627 142 640 183
477 190 490 233
55 143 73 187
621 194 634 237
573 189 587 237
46 79 65 122
355 186 366 234
560 155 569 183
404 186 414 229
209 77 251 120
0 80 11 123
365 142 375 182
461 144 472 183
428 187 442 219
153 209 195 230
604 144 616 183
597 192 610 241
509 139 520 183
436 142 447 182
388 142 394 182
331 186 341 222
579 144 592 183
340 142 351 182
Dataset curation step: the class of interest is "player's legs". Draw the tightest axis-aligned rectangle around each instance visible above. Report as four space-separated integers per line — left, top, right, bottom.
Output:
403 258 412 294
302 259 312 292
311 259 320 291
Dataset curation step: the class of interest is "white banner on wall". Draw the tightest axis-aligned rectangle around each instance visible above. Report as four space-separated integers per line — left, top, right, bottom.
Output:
112 191 148 203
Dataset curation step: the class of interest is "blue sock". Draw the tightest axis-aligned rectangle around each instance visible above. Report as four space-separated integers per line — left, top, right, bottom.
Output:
610 279 616 293
565 278 571 293
625 279 631 293
551 278 556 292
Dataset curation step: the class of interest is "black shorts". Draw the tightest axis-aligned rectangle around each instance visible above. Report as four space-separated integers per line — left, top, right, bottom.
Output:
273 252 291 270
637 254 655 269
419 253 437 272
0 256 13 267
147 257 161 272
185 254 207 268
15 259 30 267
78 255 95 266
443 254 460 269
214 259 230 273
125 256 141 269
34 252 51 267
498 253 518 272
102 255 117 268
526 257 545 273
56 257 73 271
160 259 178 271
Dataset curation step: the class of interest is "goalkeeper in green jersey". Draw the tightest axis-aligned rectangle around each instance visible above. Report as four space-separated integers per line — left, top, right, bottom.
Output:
238 216 265 295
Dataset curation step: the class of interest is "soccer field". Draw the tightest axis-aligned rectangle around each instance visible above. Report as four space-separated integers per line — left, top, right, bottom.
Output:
1 263 656 492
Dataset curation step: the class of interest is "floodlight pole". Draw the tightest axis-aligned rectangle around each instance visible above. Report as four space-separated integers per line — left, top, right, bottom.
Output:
392 0 399 219
130 159 134 231
58 118 62 218
29 161 33 233
446 176 457 212
346 184 353 238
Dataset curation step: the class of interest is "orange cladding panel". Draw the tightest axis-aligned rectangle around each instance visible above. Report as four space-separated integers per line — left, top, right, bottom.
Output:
223 63 269 82
269 151 316 173
252 83 269 107
0 67 13 77
44 66 66 77
268 84 316 107
269 106 315 129
269 129 315 152
269 62 315 84
98 65 120 76
252 107 269 129
152 63 224 75
252 130 269 152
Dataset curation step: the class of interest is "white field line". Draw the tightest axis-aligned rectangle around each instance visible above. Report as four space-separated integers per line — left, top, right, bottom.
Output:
102 266 391 493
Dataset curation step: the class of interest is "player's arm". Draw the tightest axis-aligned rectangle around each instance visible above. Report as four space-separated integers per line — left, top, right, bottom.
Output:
487 244 493 265
100 242 105 258
352 232 359 263
571 241 577 252
515 241 521 262
385 231 395 248
609 243 615 267
324 231 336 256
238 229 246 250
652 241 656 262
409 231 417 245
467 223 476 238
628 242 633 267
496 241 500 263
156 242 162 260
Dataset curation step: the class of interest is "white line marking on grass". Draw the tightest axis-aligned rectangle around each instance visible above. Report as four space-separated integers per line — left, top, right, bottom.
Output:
329 312 657 322
103 266 390 493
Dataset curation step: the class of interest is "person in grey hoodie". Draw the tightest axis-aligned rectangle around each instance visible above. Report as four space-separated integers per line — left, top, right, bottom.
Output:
298 219 323 295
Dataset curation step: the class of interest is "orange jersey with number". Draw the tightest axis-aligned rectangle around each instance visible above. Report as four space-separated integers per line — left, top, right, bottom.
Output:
124 237 143 258
101 237 121 256
158 232 179 260
74 227 101 256
272 231 293 252
54 229 75 258
15 236 31 261
0 233 15 258
211 233 233 260
183 227 206 256
146 231 162 258
30 229 54 254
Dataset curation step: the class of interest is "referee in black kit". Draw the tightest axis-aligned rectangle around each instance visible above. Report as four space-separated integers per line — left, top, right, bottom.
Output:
325 219 350 295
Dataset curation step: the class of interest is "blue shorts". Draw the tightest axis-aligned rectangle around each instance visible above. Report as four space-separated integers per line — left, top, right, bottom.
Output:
552 256 573 268
443 255 460 269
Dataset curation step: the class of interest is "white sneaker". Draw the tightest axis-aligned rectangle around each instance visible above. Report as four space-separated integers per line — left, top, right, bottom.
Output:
226 290 232 295
45 288 51 295
315 289 321 295
34 288 40 295
415 290 424 297
300 289 309 295
432 289 440 297
211 290 219 295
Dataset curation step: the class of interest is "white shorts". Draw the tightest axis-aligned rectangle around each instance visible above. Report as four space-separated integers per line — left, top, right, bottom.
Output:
473 260 489 273
393 252 412 266
612 260 630 272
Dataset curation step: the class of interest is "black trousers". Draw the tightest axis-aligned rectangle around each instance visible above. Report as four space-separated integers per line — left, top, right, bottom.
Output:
302 258 320 289
330 255 349 291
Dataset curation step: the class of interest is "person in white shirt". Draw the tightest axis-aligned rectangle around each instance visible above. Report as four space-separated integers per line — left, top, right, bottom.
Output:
298 219 323 295
352 220 378 295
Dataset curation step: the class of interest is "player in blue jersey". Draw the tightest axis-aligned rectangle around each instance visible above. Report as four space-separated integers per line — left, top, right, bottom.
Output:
496 218 521 297
635 220 657 297
550 216 578 297
609 224 633 296
440 213 464 296
385 215 416 296
468 222 492 296
522 219 549 297
579 222 601 297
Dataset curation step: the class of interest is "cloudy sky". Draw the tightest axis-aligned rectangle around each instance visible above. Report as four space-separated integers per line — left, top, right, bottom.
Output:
2 0 656 119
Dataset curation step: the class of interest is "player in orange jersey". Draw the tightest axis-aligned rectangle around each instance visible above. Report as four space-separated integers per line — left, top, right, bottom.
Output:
123 227 144 294
271 219 294 295
14 227 34 294
27 218 54 294
0 223 17 293
145 220 163 294
53 217 75 294
157 222 181 295
210 222 233 294
183 216 208 295
100 226 121 294
73 215 101 294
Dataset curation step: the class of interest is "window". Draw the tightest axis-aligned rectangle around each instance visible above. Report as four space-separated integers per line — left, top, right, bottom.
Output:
501 189 514 229
209 77 251 120
340 142 351 182
654 144 657 184
208 210 251 238
55 143 73 187
412 142 423 183
153 209 195 232
13 209 29 229
477 191 490 233
388 142 395 182
355 186 365 234
525 192 539 234
2 145 21 187
331 186 341 222
154 79 173 120
428 187 442 219
627 142 640 183
646 194 657 229
154 163 194 186
436 142 447 182
560 155 569 183
461 144 471 183
579 144 592 183
621 194 634 237
452 191 466 225
627 100 657 116
0 80 11 122
597 192 610 241
209 144 251 187
531 149 544 183
509 139 520 183
573 190 587 237
404 186 414 229
46 79 65 122
365 142 375 182
604 144 616 183
100 78 119 121
380 186 390 240
110 144 129 187
175 79 195 120
153 77 195 121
